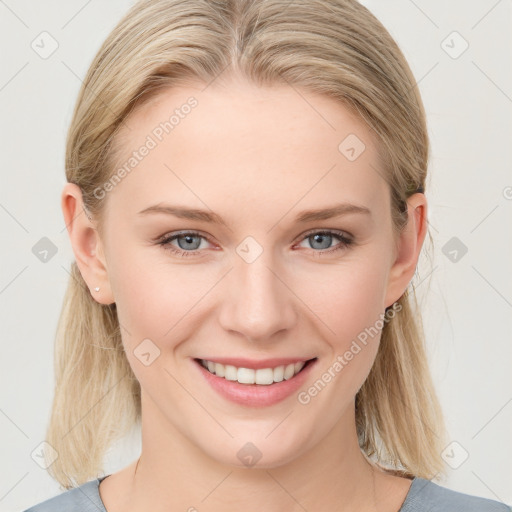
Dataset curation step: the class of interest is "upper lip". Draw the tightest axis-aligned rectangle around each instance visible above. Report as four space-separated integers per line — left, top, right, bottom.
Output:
194 357 316 369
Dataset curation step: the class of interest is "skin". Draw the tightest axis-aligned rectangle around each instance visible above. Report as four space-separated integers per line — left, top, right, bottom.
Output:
62 74 427 512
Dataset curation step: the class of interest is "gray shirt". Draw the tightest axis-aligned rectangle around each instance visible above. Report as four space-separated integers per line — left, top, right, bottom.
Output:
22 475 511 511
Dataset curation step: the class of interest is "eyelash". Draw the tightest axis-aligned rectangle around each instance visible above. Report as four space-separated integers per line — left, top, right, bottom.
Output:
157 229 354 258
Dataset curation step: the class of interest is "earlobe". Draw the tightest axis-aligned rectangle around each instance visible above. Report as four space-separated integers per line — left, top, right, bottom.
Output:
61 183 115 305
384 193 428 308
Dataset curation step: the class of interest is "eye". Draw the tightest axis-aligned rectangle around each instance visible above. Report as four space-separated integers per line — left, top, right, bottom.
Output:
295 229 354 256
157 231 212 258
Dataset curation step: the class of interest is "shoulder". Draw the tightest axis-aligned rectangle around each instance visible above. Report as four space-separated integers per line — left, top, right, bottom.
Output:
21 477 107 512
401 477 511 512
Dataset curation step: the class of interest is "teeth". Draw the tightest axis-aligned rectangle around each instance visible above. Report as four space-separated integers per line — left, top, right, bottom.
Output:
273 365 284 382
224 365 237 381
214 362 225 377
237 367 255 384
200 359 307 385
283 363 295 380
255 368 274 385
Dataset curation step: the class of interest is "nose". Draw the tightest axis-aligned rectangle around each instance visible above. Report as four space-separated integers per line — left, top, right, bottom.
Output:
218 249 297 343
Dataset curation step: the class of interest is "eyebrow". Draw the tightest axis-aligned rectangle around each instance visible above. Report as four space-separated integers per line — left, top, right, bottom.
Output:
137 202 371 226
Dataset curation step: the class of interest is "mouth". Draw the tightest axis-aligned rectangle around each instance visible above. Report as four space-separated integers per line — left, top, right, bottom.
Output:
195 358 315 385
193 357 318 407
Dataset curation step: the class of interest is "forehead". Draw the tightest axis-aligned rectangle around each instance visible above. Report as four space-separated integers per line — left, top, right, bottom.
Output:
106 78 389 220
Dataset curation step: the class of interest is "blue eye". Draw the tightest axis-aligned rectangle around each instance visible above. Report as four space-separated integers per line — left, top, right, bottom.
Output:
297 230 353 256
157 229 353 258
158 231 209 257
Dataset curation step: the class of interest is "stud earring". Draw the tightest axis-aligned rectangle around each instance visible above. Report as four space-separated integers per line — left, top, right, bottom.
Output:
94 286 100 292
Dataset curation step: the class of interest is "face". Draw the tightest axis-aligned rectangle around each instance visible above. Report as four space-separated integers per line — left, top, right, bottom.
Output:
83 76 414 469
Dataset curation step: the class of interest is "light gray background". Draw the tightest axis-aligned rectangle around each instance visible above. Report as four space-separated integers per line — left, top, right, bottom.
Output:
1 0 511 510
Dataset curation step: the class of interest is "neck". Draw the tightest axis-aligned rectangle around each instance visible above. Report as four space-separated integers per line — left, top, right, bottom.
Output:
130 442 377 512
122 396 382 512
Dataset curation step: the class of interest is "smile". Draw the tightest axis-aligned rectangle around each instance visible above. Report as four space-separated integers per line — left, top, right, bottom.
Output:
193 356 317 407
199 359 309 385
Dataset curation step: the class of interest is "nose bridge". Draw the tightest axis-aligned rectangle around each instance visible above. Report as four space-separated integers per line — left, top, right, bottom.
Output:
218 244 296 341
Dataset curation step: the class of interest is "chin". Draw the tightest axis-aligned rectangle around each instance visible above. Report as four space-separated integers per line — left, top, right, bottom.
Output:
195 427 314 470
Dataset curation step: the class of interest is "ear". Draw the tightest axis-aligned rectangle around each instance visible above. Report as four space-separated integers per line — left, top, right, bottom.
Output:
384 193 428 308
61 183 115 305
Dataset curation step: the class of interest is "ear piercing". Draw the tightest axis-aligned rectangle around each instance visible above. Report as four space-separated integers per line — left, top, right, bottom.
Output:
94 286 100 292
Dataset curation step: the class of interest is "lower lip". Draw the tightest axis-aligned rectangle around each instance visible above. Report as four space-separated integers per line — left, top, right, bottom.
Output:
194 359 317 408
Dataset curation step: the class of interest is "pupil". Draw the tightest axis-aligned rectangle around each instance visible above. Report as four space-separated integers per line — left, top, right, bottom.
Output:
313 233 330 249
179 235 198 250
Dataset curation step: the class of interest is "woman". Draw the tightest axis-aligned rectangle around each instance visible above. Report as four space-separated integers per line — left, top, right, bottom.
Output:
23 0 510 510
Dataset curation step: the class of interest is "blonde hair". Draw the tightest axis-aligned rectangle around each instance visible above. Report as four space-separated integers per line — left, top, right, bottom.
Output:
47 0 448 489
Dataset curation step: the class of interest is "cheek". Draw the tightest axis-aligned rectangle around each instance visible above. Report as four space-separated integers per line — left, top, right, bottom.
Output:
295 255 390 348
293 262 389 418
108 243 214 353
